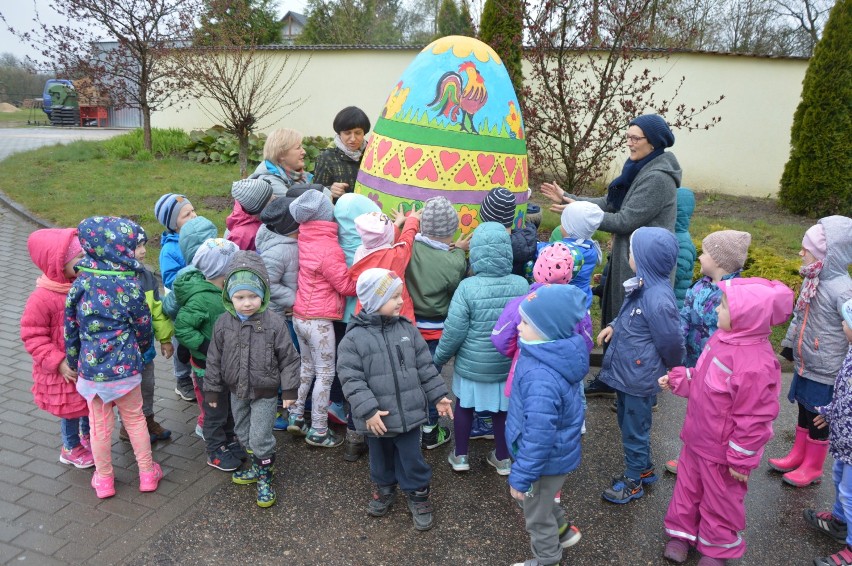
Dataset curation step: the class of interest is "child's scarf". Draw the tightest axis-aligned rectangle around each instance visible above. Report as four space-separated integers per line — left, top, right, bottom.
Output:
796 260 823 312
36 275 71 294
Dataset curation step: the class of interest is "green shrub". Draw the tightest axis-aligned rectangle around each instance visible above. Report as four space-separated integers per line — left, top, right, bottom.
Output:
102 128 190 160
184 128 332 173
479 0 523 101
778 0 852 216
51 141 106 162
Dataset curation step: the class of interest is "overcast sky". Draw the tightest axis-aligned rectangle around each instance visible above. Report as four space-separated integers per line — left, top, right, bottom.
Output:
0 0 308 65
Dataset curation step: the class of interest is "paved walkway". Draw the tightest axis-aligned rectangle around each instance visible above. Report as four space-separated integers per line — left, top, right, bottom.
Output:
0 127 124 161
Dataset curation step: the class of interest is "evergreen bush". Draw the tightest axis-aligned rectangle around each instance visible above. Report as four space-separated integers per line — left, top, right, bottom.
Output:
778 0 851 216
479 0 523 102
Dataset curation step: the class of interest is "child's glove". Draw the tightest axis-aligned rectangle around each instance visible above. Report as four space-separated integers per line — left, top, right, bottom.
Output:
177 344 191 364
142 347 156 365
203 390 219 408
780 347 794 361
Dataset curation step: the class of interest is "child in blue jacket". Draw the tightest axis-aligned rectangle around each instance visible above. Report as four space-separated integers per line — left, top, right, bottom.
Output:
506 284 589 566
597 227 685 504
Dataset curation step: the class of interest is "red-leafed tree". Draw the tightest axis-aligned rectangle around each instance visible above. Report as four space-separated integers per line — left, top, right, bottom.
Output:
522 0 725 193
1 0 199 152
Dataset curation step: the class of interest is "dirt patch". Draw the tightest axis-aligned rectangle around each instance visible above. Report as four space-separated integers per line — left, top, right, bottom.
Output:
0 102 18 112
201 195 234 212
692 192 814 226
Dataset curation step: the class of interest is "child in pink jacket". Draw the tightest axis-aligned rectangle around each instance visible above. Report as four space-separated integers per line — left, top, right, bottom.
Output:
658 277 794 565
288 189 356 448
21 228 93 469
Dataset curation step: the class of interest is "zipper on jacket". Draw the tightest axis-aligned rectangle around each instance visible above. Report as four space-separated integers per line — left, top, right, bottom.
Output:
383 326 408 431
796 303 810 375
396 345 407 371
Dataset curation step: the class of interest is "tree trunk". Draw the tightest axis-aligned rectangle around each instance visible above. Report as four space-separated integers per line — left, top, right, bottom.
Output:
238 132 249 178
142 105 153 152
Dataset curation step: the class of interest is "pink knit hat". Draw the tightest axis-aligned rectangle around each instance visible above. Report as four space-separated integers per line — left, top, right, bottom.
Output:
802 224 827 261
65 235 83 265
355 212 395 250
533 242 575 284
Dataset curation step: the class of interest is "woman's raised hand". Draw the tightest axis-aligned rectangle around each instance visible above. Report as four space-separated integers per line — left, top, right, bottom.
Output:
541 182 565 204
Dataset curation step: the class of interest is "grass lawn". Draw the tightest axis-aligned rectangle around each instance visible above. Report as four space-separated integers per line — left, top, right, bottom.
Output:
0 108 46 127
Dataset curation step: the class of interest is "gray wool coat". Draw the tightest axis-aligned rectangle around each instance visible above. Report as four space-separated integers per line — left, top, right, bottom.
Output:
337 312 449 437
255 225 299 315
569 151 682 327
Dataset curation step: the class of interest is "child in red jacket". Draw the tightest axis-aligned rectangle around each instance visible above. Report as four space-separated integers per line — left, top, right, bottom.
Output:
21 228 93 469
658 278 793 565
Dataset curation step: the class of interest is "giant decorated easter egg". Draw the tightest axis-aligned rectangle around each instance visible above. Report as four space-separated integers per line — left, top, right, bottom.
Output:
354 35 528 236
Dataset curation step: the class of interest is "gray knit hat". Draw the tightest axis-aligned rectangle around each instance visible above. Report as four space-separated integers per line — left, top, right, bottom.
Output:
479 187 516 227
191 238 239 279
289 189 334 223
356 268 403 314
421 197 459 237
702 230 751 273
232 179 273 215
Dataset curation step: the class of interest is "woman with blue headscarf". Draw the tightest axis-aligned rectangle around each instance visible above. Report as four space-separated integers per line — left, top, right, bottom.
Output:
542 114 681 396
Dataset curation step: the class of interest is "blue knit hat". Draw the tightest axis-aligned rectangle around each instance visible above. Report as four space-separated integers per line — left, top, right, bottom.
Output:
154 193 192 232
519 284 586 341
629 114 675 149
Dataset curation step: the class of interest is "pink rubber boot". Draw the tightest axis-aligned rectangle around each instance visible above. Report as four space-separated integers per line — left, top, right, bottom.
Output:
768 426 808 472
783 437 829 487
139 462 164 492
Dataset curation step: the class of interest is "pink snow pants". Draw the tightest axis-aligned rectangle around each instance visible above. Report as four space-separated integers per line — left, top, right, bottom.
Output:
87 385 153 478
663 446 748 560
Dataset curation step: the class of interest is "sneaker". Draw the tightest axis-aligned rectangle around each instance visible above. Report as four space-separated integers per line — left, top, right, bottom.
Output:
470 415 494 440
175 379 195 402
118 425 130 442
287 414 308 436
585 375 615 398
305 428 343 448
421 425 451 450
447 452 470 472
194 423 204 440
510 559 558 566
344 430 368 462
663 537 690 563
610 400 618 413
602 475 644 504
367 484 397 517
640 468 659 485
139 462 163 492
327 401 348 425
91 471 115 499
804 509 849 544
814 546 852 566
486 450 511 476
696 557 727 566
146 415 172 442
665 459 679 474
227 440 248 462
80 434 91 451
207 446 241 472
558 523 582 548
273 412 288 431
59 445 95 469
406 488 434 531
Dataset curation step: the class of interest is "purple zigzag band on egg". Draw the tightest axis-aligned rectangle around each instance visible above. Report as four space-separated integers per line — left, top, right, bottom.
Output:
357 171 529 205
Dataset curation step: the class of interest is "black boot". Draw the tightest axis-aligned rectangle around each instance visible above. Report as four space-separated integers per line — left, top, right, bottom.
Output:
255 454 276 508
344 430 368 462
406 486 434 531
585 374 615 398
367 484 397 517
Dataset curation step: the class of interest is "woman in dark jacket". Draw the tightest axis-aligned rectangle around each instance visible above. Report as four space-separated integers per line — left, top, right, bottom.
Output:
313 106 371 199
542 114 682 396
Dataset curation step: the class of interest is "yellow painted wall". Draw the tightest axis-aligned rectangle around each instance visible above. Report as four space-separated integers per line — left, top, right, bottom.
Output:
152 47 807 198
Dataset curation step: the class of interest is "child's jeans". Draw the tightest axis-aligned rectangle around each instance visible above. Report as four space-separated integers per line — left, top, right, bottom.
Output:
87 385 153 477
292 318 336 433
615 390 654 480
231 395 277 460
521 474 568 565
367 427 431 491
61 416 90 450
833 460 852 547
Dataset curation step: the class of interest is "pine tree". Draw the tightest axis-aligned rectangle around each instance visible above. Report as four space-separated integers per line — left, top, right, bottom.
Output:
478 0 523 102
436 0 462 38
459 0 475 36
778 0 851 216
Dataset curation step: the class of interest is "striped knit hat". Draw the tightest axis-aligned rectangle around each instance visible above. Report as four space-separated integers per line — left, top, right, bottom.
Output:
232 179 273 215
154 193 192 232
479 187 516 228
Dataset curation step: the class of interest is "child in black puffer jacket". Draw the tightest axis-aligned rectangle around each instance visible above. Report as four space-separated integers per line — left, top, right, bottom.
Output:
337 268 454 532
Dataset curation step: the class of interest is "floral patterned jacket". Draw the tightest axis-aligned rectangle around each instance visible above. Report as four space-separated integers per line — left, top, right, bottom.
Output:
680 271 741 367
818 346 852 465
64 217 152 382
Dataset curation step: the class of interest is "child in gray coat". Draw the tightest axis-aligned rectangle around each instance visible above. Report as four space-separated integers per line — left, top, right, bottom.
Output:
337 268 454 531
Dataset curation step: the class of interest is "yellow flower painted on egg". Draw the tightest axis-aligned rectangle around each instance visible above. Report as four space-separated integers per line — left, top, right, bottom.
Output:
458 205 480 235
427 36 502 65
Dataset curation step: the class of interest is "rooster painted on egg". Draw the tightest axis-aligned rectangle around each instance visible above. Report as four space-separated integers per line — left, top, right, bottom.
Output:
354 35 528 236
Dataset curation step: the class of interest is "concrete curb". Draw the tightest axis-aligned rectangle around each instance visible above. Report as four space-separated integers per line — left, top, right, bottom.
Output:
0 188 53 229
